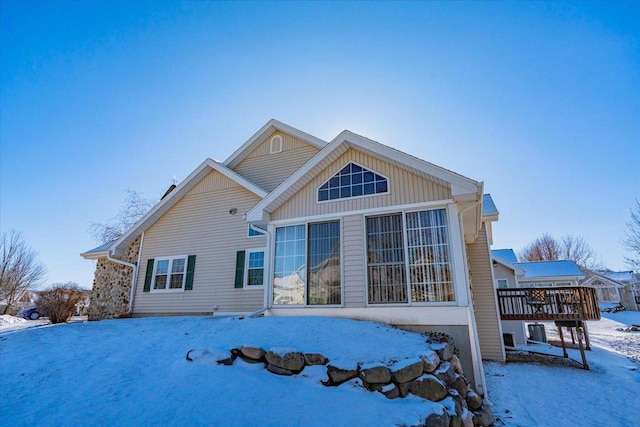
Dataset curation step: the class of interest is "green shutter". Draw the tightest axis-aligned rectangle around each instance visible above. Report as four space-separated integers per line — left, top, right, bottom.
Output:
185 255 196 290
234 250 246 288
143 258 154 292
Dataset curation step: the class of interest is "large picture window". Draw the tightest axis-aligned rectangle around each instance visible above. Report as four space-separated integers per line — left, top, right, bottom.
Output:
366 208 454 304
273 221 341 305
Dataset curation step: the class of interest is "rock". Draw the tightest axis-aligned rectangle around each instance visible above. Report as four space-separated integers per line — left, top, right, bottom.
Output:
465 389 483 411
450 355 464 374
473 405 496 427
398 381 412 397
267 363 293 376
409 374 448 402
240 346 265 361
265 349 305 372
391 358 424 384
461 409 474 427
360 365 391 384
424 410 451 427
420 350 441 373
449 375 469 399
431 342 455 361
383 384 401 399
304 353 328 365
326 363 359 385
434 361 457 384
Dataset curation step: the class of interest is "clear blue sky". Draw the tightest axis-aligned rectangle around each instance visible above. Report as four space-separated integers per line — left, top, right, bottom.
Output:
1 1 638 289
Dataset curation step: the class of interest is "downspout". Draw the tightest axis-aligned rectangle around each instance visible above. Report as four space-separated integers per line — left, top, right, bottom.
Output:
130 232 144 313
244 223 271 318
106 245 138 315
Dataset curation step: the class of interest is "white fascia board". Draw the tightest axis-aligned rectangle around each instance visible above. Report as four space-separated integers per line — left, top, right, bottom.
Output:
224 119 327 168
80 250 109 260
113 158 267 255
247 130 481 222
336 131 479 196
582 274 626 288
519 275 585 284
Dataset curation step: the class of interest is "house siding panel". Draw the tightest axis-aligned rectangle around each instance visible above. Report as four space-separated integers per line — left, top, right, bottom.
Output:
232 131 321 192
272 148 451 220
467 224 505 362
133 171 265 314
493 264 517 287
342 214 365 308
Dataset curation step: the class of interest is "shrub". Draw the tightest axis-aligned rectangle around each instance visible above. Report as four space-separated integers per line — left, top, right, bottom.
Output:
37 283 85 324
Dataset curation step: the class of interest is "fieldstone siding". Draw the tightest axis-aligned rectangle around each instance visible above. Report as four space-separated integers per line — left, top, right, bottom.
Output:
88 236 141 320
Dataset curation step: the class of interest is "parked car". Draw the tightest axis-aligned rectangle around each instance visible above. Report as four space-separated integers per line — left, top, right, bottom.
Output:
19 307 43 320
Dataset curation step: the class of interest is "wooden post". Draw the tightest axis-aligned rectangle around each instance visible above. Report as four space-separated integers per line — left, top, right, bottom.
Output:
577 326 589 370
583 321 591 350
558 325 568 358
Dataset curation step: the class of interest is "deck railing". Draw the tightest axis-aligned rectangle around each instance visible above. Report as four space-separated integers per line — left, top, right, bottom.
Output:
496 286 601 321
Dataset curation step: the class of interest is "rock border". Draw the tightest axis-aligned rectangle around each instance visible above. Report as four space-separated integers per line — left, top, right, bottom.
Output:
186 342 495 427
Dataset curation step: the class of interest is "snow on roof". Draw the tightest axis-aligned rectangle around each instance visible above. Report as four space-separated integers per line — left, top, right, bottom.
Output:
84 241 114 253
597 270 635 283
513 260 584 280
482 194 498 217
491 249 518 264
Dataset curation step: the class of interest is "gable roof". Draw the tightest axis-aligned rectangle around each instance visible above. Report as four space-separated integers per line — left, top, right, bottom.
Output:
513 260 584 281
596 270 636 283
491 249 518 264
80 241 115 260
84 159 268 258
246 130 482 223
581 273 625 288
224 119 327 169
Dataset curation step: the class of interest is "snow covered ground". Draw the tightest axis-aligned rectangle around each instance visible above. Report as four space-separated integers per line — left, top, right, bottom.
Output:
1 311 638 426
487 311 640 426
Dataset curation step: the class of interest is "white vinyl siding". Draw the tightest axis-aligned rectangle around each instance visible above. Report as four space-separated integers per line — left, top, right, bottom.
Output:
272 148 451 220
467 224 505 362
232 131 321 192
133 171 265 314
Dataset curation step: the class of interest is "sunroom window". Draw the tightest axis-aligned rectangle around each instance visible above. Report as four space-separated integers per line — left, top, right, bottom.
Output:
273 221 341 305
318 163 388 202
366 208 454 304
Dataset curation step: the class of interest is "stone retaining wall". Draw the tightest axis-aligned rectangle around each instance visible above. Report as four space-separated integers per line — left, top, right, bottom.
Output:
87 237 140 320
187 341 496 427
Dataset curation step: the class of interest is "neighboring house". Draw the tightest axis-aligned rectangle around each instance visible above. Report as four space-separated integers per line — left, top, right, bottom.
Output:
590 270 640 311
82 119 504 395
491 250 585 346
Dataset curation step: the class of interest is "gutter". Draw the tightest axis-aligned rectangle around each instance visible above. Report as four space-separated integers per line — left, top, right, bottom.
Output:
243 223 271 319
106 248 138 314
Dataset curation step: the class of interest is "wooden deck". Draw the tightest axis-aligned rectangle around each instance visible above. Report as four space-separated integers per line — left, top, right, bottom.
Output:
497 286 601 322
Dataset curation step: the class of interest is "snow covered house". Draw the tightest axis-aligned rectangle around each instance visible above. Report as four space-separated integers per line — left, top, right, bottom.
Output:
82 119 506 393
585 270 639 311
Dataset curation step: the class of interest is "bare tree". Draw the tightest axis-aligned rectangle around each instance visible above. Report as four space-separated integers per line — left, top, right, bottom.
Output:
560 235 600 271
37 282 85 324
89 190 155 244
519 233 600 271
519 233 562 262
623 200 640 270
0 230 46 314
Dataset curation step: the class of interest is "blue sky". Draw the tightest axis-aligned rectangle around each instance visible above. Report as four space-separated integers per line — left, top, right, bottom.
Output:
1 1 638 288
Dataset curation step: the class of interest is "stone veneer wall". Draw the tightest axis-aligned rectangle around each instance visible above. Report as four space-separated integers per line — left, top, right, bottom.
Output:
88 236 141 320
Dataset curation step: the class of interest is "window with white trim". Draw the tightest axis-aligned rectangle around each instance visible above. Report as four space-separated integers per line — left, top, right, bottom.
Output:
153 256 187 290
318 163 388 202
496 279 508 289
248 225 266 237
245 250 265 287
366 208 454 304
273 221 341 305
270 135 283 153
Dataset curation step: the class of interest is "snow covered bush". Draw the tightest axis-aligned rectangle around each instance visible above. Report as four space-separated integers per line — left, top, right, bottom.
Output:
37 283 85 323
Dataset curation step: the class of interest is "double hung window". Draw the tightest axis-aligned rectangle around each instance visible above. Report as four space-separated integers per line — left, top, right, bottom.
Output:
153 257 187 290
366 208 454 304
273 221 341 305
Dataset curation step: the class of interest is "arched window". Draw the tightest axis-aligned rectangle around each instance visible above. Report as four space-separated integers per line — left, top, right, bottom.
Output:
318 162 388 202
270 135 283 154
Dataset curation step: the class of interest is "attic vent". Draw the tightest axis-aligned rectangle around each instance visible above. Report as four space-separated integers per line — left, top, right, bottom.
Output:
270 135 283 154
